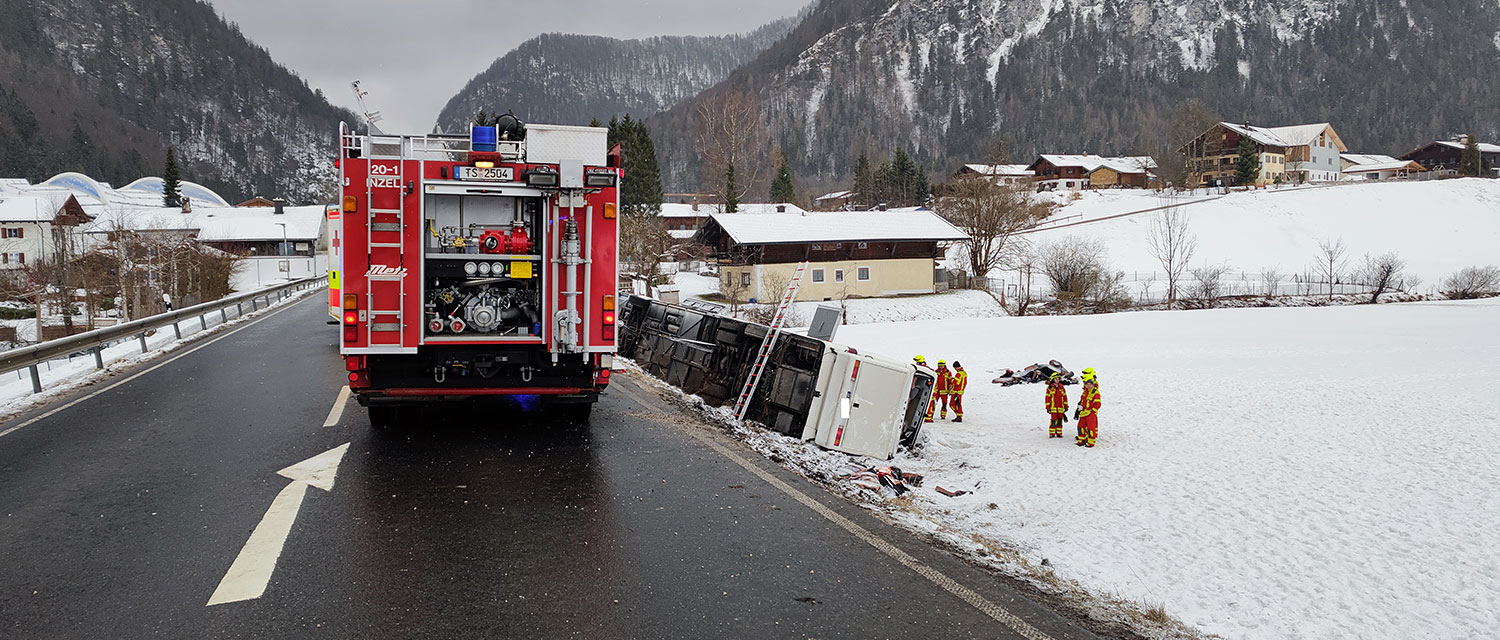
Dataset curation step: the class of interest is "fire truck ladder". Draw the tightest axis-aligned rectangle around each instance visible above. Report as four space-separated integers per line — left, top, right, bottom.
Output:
733 261 809 422
364 140 407 345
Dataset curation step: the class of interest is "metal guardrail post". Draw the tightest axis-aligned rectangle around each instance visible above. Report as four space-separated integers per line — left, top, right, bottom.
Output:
199 315 207 331
220 309 227 323
93 346 103 370
28 365 41 394
139 333 147 353
172 322 181 340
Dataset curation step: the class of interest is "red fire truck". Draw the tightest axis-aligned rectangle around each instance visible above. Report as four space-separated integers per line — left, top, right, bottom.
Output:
336 116 619 426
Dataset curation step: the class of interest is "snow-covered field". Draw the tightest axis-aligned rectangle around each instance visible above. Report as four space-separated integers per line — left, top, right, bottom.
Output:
795 300 1499 639
1014 179 1500 298
672 272 1007 324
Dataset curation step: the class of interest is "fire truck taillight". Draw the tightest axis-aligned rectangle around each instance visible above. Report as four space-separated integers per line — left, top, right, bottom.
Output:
601 295 616 341
342 195 357 213
343 294 359 342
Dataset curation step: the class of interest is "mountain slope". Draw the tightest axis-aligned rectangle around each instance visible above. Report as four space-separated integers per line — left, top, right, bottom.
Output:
434 17 798 132
0 0 357 203
646 0 1500 192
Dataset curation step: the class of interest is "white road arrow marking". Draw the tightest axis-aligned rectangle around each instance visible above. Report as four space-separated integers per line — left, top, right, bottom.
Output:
207 443 350 606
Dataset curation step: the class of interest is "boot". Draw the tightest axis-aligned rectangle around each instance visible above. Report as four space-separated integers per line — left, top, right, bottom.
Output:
952 416 962 423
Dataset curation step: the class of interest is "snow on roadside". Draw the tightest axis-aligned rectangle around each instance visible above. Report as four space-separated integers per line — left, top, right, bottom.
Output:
0 284 324 422
627 299 1500 639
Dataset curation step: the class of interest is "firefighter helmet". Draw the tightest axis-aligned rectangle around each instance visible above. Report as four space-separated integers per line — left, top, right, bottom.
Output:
914 355 926 364
1049 372 1060 381
937 360 947 367
1082 367 1096 381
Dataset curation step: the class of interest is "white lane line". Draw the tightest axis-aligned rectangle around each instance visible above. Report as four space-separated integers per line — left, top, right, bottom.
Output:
208 442 349 606
321 386 351 428
0 297 312 441
615 382 1059 640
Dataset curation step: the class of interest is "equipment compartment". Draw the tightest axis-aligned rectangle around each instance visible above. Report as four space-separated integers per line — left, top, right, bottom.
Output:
422 193 544 339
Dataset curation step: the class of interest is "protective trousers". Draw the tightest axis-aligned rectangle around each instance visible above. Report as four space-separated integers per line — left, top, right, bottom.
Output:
1076 414 1098 447
950 394 963 419
1049 414 1065 437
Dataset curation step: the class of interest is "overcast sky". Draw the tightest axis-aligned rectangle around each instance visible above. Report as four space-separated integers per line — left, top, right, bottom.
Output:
204 0 809 133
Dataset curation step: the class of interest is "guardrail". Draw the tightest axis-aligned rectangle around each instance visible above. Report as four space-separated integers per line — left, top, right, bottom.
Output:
0 276 326 395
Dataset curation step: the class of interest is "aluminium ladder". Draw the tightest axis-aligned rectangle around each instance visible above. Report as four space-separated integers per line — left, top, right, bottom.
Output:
733 261 809 422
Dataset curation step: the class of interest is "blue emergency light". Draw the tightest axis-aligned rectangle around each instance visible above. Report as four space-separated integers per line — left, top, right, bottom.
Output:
471 126 498 152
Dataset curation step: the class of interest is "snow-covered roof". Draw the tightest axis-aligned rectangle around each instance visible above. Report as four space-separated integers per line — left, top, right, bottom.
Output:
1033 155 1156 174
1341 153 1399 166
85 205 325 242
1221 122 1347 151
0 196 61 223
962 164 1034 177
667 230 697 240
1431 140 1500 153
121 177 233 208
1343 160 1427 174
704 209 968 245
660 202 805 218
815 190 856 201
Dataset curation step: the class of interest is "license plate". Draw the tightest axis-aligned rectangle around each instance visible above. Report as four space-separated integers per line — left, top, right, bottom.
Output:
456 166 515 182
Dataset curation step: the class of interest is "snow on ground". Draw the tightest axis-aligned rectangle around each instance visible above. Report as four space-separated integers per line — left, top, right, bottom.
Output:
0 284 323 419
672 271 1007 324
1018 179 1500 295
810 300 1500 639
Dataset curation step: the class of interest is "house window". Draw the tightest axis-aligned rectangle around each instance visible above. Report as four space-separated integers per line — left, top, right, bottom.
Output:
810 244 822 251
856 242 868 249
3 252 22 264
811 269 825 283
857 267 870 281
834 269 844 283
2 228 21 239
740 272 751 287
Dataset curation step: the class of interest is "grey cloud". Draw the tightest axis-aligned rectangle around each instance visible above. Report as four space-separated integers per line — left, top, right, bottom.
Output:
207 0 809 132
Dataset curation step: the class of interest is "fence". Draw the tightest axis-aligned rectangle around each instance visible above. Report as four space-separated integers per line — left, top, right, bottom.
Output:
0 276 325 395
985 270 1378 306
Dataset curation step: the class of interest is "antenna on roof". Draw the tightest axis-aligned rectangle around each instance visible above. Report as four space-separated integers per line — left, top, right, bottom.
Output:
351 80 384 135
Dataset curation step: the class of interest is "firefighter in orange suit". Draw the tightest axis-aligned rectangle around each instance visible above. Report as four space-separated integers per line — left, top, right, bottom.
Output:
934 360 954 420
1045 372 1069 438
1073 368 1101 447
949 362 967 422
916 356 937 422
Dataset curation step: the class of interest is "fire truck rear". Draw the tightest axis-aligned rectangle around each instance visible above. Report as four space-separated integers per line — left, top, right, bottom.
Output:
336 116 619 426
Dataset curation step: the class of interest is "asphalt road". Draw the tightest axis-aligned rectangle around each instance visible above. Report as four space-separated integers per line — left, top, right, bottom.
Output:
0 294 1101 639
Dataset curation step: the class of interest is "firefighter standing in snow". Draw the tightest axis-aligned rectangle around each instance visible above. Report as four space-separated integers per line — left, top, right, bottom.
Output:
1073 368 1101 447
1045 372 1069 438
949 362 967 422
934 361 955 420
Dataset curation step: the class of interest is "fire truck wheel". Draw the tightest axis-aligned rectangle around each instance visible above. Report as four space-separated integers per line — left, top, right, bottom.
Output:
368 406 403 430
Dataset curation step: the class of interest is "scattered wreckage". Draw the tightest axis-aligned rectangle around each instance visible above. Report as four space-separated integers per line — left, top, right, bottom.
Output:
617 296 935 460
992 360 1079 386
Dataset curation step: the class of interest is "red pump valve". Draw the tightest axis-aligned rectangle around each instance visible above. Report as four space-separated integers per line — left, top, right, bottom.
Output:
509 226 531 254
479 230 510 254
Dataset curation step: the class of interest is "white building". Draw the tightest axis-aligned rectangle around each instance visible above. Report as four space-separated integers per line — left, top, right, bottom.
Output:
954 163 1035 186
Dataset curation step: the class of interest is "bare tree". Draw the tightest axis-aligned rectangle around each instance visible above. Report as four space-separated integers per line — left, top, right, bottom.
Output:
1185 264 1228 308
1314 238 1348 300
937 171 1050 285
1145 205 1197 307
1354 252 1407 303
746 270 791 325
719 268 749 317
693 89 771 208
1260 267 1283 299
619 213 674 287
1157 99 1223 189
1037 236 1126 312
1441 265 1500 299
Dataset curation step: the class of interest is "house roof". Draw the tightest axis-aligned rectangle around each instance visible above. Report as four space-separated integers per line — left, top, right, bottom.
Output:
701 209 968 245
961 164 1034 177
1031 155 1157 174
0 196 61 223
1343 160 1427 174
815 190 856 201
85 205 326 242
1341 153 1399 166
1219 122 1348 151
660 202 805 218
1432 140 1500 153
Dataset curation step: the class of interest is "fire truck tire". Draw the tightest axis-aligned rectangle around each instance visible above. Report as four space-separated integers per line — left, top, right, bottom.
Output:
368 406 402 430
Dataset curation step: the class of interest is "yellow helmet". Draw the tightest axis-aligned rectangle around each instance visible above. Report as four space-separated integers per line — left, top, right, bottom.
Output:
937 360 947 367
1081 367 1096 381
914 355 926 364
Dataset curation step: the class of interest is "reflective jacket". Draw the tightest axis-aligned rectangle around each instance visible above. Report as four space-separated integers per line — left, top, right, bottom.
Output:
950 369 968 394
935 367 953 395
1077 380 1101 417
1045 382 1068 414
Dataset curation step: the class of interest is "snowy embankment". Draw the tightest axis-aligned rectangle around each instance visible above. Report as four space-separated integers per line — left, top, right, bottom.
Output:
802 301 1498 639
1014 179 1500 296
0 284 323 419
672 272 1007 324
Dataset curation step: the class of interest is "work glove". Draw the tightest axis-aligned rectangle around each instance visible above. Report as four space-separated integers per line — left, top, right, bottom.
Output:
1073 409 1080 420
1063 414 1070 423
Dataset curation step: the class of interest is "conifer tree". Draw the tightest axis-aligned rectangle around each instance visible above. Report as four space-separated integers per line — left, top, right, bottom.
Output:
1458 134 1485 177
769 148 797 204
608 115 663 215
852 150 873 208
1233 137 1261 186
162 146 182 208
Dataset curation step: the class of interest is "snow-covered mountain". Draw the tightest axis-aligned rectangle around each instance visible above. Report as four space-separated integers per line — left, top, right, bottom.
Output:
0 0 356 204
434 17 798 132
646 0 1500 191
